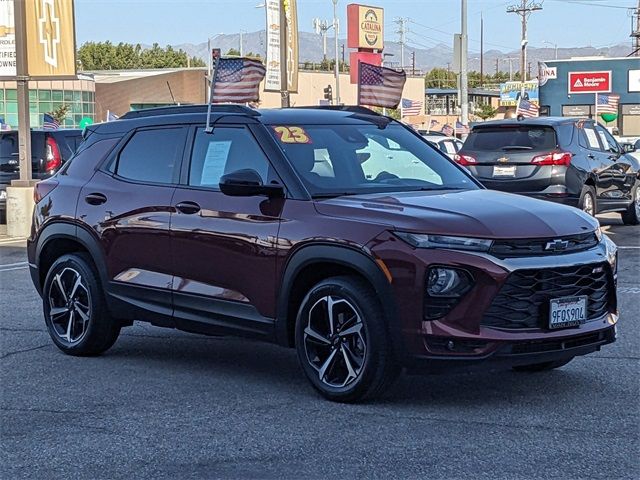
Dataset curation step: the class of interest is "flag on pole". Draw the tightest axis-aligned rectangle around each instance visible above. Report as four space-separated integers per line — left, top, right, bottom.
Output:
516 98 539 118
455 120 469 135
358 62 406 109
595 93 619 114
106 110 119 122
400 98 423 116
211 57 266 104
43 113 60 130
429 118 441 132
441 124 454 136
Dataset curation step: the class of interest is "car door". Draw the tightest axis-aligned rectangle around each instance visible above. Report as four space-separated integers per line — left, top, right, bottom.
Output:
594 124 635 201
579 123 613 197
77 125 188 324
170 124 284 338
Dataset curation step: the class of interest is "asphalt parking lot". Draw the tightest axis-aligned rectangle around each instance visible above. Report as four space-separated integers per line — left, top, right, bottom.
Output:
1 214 638 480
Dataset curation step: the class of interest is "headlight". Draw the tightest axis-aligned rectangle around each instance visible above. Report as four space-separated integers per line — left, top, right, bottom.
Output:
395 232 493 252
603 233 617 276
426 267 473 297
594 226 603 242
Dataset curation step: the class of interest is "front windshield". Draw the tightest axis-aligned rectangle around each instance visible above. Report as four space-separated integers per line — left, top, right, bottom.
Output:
269 123 478 197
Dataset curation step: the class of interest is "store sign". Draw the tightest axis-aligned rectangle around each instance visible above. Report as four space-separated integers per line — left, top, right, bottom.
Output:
499 81 539 107
629 70 640 93
568 71 611 94
0 0 16 78
621 104 640 116
264 0 298 93
347 4 384 51
561 105 592 117
538 62 557 86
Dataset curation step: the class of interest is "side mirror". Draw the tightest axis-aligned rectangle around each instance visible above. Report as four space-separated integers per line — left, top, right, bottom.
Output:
219 169 284 197
622 143 637 153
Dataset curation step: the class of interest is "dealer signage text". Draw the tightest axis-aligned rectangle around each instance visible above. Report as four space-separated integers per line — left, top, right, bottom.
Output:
347 4 384 51
568 71 611 94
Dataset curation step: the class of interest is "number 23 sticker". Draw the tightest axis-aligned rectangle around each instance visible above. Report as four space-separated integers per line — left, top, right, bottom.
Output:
273 126 312 144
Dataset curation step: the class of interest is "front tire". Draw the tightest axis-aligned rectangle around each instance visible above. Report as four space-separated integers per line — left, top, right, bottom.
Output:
621 182 640 225
578 185 597 217
43 253 121 356
295 276 400 403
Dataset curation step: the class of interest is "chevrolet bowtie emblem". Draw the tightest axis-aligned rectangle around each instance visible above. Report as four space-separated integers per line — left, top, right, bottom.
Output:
545 239 569 252
497 156 509 163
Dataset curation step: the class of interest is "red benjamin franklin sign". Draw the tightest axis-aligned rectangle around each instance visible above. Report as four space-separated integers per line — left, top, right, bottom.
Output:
568 71 612 94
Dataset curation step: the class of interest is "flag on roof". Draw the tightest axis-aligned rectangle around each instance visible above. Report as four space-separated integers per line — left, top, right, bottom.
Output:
441 124 454 136
211 57 266 104
516 98 539 118
401 98 423 116
106 110 119 122
358 62 406 109
455 120 469 135
429 119 442 132
596 93 619 114
43 113 60 130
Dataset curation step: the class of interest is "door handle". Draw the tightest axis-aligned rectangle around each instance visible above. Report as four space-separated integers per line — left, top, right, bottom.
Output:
84 193 107 205
175 201 201 215
587 154 595 160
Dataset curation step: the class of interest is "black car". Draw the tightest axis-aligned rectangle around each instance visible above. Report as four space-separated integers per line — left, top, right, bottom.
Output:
0 129 82 223
456 118 640 225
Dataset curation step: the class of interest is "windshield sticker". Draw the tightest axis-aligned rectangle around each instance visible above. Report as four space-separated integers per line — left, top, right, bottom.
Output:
201 140 231 185
584 128 600 149
273 126 312 144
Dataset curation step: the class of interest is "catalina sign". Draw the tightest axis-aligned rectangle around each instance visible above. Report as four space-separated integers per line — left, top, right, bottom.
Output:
568 71 612 94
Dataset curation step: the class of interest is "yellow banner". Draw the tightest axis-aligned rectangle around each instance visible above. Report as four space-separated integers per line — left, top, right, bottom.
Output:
25 0 76 78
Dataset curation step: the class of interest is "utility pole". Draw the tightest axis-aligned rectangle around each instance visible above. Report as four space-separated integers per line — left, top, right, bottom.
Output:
341 44 345 71
395 17 408 69
507 0 542 82
332 0 341 105
460 0 469 137
631 1 640 56
280 3 289 107
313 18 331 63
14 0 31 185
495 58 499 76
239 30 244 56
411 51 416 76
480 12 484 87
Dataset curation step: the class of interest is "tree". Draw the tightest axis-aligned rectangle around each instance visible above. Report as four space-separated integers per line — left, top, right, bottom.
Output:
475 102 499 121
49 104 70 124
77 41 205 70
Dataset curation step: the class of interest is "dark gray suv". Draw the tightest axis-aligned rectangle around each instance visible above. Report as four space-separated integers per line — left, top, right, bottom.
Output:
456 118 640 225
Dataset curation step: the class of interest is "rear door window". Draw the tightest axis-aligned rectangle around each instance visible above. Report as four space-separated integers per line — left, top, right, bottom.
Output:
0 133 18 163
465 126 557 152
579 125 603 151
594 125 620 154
115 127 186 184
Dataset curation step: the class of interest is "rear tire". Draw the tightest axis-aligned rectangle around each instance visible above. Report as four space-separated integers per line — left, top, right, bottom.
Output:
295 275 400 403
578 185 597 217
43 253 121 356
512 357 573 372
621 182 640 225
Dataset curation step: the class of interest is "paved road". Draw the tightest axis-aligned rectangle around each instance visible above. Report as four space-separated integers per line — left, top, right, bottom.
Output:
1 215 638 479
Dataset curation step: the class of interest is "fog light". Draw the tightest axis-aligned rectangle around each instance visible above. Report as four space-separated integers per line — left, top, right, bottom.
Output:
426 267 472 297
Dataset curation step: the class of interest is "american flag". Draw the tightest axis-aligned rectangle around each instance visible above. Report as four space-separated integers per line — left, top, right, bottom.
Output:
596 93 619 114
212 57 266 104
455 120 469 135
358 62 406 109
401 98 423 116
441 124 454 136
43 113 60 130
516 98 539 118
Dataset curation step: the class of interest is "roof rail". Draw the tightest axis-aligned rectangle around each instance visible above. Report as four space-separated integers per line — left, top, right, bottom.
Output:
120 104 260 120
291 105 382 116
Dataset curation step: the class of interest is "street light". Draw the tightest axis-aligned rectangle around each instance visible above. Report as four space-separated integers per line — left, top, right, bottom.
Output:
542 40 558 60
207 33 224 74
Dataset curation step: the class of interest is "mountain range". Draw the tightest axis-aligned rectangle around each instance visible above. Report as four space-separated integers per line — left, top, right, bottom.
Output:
174 30 634 74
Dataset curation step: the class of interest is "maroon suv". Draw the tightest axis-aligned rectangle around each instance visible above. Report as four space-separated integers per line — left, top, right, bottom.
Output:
27 105 618 402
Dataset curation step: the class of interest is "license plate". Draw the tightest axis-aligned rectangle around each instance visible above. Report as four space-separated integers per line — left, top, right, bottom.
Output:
493 165 516 177
549 296 587 329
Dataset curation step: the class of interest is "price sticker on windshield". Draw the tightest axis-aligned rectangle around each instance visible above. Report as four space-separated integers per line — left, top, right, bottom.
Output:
273 126 312 144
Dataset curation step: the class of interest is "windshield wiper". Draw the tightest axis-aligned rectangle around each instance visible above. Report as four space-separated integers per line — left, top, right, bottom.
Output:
312 192 361 199
501 145 533 151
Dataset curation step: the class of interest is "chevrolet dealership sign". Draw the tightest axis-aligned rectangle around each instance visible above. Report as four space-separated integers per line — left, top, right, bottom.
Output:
0 0 76 80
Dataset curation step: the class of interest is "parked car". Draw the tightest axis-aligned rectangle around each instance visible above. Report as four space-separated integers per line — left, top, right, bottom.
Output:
455 118 640 225
28 105 618 402
421 134 463 160
0 129 82 223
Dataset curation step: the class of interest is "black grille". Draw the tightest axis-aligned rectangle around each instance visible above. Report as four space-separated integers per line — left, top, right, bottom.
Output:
482 263 612 330
490 232 598 258
509 329 614 355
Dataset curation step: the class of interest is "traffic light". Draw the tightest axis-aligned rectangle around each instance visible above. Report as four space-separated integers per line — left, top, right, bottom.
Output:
323 85 333 103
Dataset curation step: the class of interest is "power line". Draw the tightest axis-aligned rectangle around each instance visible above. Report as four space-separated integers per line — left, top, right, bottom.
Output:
507 1 543 82
394 17 409 69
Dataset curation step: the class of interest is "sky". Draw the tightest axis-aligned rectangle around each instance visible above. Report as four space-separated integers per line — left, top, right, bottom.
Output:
75 0 639 53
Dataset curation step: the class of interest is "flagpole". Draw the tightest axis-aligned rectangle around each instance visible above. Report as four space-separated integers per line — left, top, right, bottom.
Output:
357 61 362 107
594 92 598 122
205 55 220 133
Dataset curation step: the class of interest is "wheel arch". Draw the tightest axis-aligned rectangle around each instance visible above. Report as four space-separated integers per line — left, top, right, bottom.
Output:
275 244 400 351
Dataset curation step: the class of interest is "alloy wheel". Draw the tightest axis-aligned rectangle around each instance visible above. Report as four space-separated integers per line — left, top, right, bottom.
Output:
583 193 595 216
303 295 367 388
47 267 91 345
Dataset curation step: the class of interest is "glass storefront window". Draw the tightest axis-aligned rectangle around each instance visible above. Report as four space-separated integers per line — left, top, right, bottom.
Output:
6 89 17 101
73 91 81 102
0 89 4 100
71 103 81 113
30 114 39 126
29 90 36 101
38 102 52 113
63 91 73 102
38 90 51 101
29 102 38 113
6 113 17 125
6 102 17 113
52 90 63 101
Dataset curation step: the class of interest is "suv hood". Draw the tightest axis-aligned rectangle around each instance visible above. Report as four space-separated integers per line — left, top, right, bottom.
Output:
314 189 599 239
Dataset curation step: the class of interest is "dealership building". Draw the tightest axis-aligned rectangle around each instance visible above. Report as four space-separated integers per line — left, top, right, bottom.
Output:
538 57 640 136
